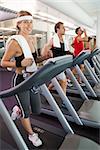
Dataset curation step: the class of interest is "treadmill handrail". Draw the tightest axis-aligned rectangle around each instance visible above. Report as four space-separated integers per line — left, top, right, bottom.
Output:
88 48 100 60
0 55 73 98
73 50 91 66
73 48 100 66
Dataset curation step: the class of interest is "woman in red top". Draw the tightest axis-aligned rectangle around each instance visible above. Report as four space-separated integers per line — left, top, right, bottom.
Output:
71 27 87 85
73 36 84 56
73 27 87 56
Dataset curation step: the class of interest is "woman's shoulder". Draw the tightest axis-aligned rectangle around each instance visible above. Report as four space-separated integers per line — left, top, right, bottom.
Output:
6 38 21 51
8 39 20 46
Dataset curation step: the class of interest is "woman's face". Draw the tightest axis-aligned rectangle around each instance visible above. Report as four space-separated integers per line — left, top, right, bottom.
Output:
77 28 83 35
17 19 33 34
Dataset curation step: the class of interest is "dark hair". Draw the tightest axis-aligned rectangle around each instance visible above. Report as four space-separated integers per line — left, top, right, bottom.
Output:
88 36 92 42
75 27 81 34
93 36 96 40
54 22 63 33
16 10 32 31
94 36 96 42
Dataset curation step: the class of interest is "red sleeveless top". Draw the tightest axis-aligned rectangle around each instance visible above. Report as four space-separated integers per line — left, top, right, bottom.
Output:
73 36 84 56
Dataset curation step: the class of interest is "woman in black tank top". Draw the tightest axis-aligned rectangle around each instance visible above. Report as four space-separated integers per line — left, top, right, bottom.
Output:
1 10 43 147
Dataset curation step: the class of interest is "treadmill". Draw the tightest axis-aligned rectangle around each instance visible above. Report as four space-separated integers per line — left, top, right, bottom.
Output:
0 55 99 149
84 48 100 82
93 52 100 76
81 48 100 98
84 48 100 97
66 48 100 98
40 50 100 128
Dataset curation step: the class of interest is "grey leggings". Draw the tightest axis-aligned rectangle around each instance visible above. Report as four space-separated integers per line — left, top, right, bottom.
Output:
13 74 41 118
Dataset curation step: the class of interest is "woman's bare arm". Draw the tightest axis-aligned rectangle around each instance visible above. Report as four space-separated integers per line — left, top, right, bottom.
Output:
1 40 18 68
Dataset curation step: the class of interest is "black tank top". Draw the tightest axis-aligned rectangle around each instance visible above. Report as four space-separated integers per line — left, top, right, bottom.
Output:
15 52 37 66
51 42 66 57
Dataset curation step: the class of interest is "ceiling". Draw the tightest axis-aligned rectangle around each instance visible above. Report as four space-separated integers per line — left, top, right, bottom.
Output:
0 6 17 21
0 0 100 35
74 0 100 16
0 0 100 26
40 0 100 28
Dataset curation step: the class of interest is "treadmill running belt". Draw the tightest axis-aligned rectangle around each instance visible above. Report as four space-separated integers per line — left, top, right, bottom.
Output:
0 113 64 150
15 119 64 150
